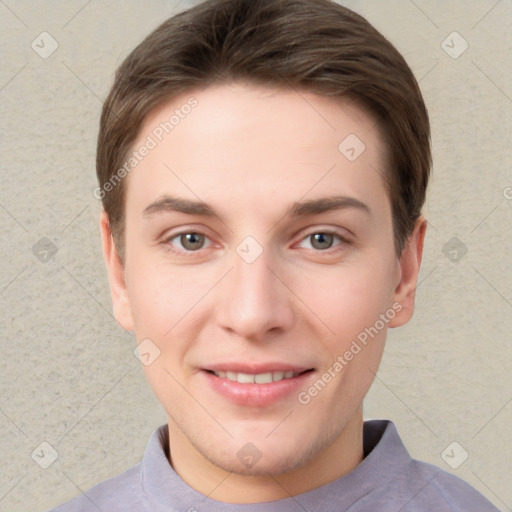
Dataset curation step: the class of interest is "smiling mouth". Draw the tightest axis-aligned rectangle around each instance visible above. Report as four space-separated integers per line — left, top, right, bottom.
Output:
204 369 314 384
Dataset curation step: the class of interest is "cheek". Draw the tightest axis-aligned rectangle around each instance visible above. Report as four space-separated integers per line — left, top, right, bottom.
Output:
125 258 209 408
292 256 396 344
296 261 393 410
126 253 204 333
125 255 218 378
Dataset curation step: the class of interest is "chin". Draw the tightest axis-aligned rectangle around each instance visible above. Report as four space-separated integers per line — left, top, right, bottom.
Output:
214 448 309 477
202 429 323 477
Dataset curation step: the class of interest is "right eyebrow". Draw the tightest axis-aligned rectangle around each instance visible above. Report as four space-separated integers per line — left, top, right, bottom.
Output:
143 196 216 218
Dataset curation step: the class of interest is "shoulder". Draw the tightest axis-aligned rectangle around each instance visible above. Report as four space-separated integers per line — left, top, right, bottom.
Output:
359 420 501 511
48 463 144 512
385 459 499 512
394 456 501 511
48 424 171 512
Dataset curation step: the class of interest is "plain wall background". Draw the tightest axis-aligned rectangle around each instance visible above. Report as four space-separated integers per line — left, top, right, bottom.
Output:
1 1 511 510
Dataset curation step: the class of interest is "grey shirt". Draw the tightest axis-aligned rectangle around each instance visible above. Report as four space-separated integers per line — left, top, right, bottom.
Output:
50 420 500 511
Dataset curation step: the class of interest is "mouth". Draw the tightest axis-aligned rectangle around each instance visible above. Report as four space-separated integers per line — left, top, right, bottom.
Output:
201 366 315 406
204 368 313 384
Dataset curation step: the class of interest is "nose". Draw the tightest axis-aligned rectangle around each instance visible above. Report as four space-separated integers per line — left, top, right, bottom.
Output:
215 247 295 342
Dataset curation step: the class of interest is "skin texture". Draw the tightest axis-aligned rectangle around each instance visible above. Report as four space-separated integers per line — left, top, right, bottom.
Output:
100 82 426 504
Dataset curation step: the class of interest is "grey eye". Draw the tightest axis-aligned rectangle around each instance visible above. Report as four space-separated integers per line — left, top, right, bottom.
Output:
310 233 334 250
180 233 205 250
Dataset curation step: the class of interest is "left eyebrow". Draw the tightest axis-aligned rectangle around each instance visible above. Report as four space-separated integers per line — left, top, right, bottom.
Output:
289 196 371 217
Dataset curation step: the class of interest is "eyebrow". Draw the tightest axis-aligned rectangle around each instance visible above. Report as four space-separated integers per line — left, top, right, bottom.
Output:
143 196 215 217
290 196 370 216
142 195 371 218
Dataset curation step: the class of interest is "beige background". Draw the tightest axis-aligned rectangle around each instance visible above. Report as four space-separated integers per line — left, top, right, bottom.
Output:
0 1 511 510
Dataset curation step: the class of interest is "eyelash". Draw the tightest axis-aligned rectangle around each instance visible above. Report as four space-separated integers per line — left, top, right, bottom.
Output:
162 229 350 256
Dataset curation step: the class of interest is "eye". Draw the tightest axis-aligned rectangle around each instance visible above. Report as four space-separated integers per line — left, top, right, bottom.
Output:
166 232 211 252
297 231 346 251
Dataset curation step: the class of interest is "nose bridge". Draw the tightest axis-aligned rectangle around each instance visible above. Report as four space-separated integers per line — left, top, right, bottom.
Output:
216 243 294 339
234 249 273 302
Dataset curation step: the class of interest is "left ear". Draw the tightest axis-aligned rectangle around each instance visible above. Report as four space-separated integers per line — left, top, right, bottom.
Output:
388 216 427 328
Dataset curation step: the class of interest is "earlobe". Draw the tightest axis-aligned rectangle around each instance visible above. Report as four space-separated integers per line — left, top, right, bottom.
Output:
388 216 427 328
100 211 135 331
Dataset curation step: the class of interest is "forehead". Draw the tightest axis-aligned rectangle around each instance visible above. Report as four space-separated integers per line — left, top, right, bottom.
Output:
126 82 389 218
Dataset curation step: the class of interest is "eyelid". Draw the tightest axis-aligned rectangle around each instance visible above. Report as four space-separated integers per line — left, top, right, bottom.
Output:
297 226 352 242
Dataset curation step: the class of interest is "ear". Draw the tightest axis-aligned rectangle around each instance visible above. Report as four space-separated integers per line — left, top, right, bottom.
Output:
100 211 134 331
388 216 427 328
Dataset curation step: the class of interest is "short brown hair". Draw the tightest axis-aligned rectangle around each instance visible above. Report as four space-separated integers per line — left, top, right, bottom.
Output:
96 0 431 260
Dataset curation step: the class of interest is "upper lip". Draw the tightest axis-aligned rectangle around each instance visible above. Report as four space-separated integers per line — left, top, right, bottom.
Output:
203 363 314 374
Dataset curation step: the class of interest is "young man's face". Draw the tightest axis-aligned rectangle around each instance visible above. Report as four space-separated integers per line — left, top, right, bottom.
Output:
102 82 425 499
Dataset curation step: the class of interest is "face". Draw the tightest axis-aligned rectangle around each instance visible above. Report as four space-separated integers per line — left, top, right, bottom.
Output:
101 82 425 495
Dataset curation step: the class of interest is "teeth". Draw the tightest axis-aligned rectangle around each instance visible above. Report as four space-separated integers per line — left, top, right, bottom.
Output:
238 373 255 384
255 372 272 384
272 371 284 381
212 370 301 383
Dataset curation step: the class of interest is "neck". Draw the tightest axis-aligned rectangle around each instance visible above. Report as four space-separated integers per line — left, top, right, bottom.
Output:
167 409 364 504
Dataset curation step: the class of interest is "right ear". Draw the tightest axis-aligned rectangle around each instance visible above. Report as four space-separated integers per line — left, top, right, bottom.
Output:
100 211 134 331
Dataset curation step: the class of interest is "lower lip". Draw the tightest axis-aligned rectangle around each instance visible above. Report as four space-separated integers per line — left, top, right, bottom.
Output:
202 370 314 407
